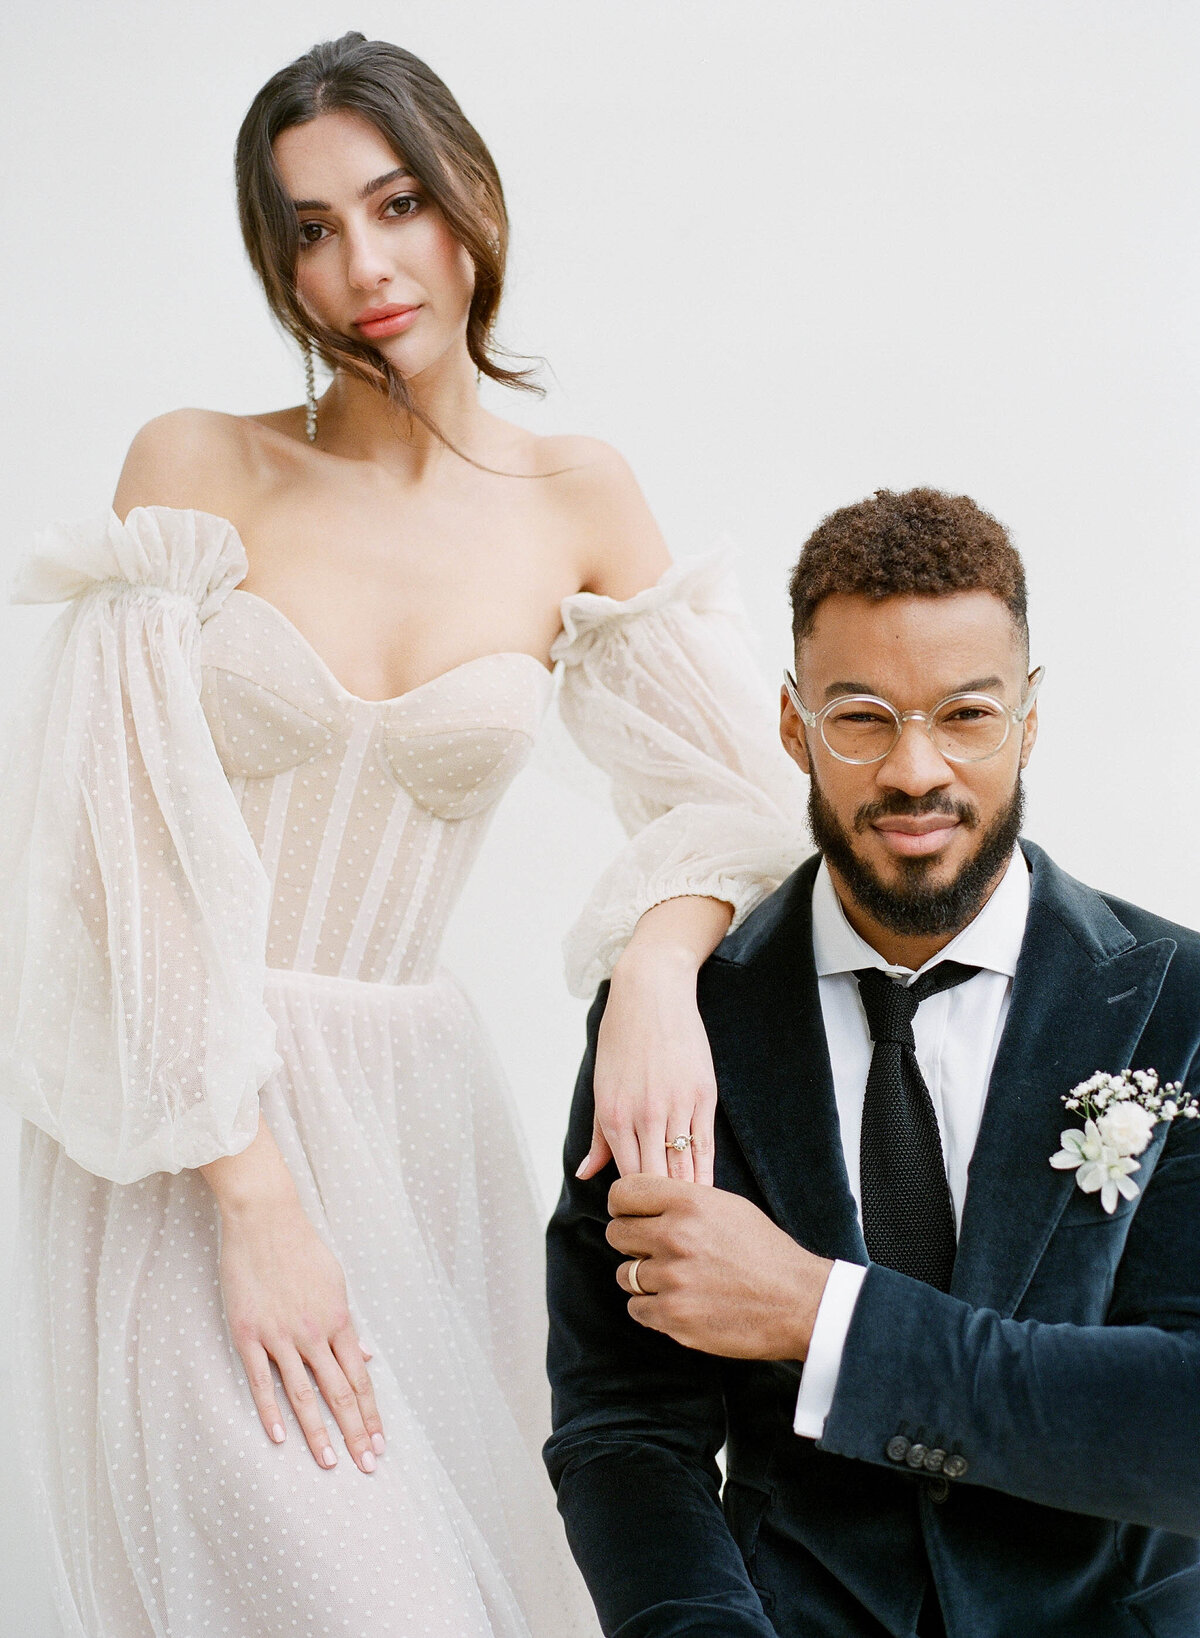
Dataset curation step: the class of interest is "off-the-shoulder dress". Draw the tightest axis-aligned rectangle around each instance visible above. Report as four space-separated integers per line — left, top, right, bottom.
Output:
0 505 805 1637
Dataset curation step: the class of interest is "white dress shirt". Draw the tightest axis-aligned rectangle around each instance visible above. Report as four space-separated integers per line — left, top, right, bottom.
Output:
793 847 1032 1438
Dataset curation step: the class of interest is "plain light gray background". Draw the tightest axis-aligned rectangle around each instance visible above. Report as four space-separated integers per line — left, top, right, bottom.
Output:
2 3 1197 1631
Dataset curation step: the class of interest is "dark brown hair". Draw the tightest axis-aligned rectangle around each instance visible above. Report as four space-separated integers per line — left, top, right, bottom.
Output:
235 32 537 412
789 487 1029 652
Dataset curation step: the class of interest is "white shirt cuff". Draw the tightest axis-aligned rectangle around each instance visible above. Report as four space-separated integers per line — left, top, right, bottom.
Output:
793 1260 869 1439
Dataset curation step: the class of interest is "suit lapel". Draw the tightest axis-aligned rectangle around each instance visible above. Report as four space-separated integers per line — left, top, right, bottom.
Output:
705 845 1177 1307
952 844 1177 1312
701 859 869 1265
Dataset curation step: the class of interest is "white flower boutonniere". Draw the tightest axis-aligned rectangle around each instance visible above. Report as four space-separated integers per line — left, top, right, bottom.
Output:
1050 1069 1199 1214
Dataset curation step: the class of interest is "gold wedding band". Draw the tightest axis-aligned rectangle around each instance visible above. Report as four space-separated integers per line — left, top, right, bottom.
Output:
627 1257 647 1296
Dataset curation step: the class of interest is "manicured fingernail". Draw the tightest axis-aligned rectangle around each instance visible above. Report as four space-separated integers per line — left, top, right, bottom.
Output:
271 1424 285 1444
322 1446 337 1468
371 1433 386 1456
359 1340 373 1359
360 1450 376 1473
575 1160 588 1178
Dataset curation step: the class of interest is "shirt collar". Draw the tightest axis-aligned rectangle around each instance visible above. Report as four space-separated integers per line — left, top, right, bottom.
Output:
812 845 1031 983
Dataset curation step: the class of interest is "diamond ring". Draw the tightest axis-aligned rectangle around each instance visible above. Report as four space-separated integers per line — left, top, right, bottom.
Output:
667 1134 693 1153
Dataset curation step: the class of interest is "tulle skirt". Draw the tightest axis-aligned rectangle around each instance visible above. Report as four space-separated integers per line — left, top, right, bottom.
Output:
16 967 597 1638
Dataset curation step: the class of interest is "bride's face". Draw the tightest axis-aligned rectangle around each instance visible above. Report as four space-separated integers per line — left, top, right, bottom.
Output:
273 110 477 381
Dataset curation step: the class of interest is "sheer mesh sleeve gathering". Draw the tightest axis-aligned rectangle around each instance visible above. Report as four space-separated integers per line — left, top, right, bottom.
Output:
553 556 809 997
0 506 279 1183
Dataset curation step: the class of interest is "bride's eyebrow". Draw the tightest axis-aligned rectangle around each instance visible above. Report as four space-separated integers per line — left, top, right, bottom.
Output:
291 167 417 213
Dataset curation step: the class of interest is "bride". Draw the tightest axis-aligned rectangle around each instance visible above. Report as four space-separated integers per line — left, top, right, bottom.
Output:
1 32 803 1638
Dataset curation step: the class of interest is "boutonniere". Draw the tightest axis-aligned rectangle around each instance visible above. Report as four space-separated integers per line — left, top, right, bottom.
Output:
1050 1070 1199 1213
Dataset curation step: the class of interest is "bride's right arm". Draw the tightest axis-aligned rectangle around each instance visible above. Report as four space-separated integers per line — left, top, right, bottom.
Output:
0 493 274 1177
1 446 381 1472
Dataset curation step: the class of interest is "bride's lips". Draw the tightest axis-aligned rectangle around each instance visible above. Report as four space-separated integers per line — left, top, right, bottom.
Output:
353 304 421 339
872 816 961 857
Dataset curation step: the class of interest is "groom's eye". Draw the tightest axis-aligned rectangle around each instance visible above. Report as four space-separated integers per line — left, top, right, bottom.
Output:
942 703 1000 723
832 707 891 724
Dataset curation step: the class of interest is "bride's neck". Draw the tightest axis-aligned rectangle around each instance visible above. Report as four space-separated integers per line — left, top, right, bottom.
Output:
317 348 487 476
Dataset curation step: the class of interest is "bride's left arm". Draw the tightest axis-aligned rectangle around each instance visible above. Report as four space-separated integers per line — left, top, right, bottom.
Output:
553 446 809 1184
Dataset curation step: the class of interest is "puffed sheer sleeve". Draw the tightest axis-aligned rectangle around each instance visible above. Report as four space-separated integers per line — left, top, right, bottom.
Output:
0 506 279 1183
553 556 809 997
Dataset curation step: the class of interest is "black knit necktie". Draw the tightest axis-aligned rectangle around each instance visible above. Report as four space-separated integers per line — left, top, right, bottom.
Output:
855 962 980 1292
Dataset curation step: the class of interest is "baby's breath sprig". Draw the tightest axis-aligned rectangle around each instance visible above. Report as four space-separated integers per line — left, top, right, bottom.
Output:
1051 1069 1199 1215
1062 1068 1198 1124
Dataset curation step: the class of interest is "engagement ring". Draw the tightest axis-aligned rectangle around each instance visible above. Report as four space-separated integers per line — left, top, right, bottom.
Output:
667 1135 693 1153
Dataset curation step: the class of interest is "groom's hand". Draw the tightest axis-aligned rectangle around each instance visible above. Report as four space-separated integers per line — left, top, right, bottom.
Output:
607 1176 833 1360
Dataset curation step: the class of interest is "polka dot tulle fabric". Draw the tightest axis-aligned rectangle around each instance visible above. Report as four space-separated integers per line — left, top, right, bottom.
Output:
0 507 805 1636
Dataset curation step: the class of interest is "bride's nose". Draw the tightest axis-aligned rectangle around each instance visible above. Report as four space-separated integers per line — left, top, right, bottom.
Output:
343 222 393 291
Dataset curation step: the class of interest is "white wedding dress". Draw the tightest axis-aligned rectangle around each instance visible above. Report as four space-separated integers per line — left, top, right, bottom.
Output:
0 506 804 1638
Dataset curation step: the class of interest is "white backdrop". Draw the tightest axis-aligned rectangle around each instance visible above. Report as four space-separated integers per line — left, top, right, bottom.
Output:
2 3 1197 1631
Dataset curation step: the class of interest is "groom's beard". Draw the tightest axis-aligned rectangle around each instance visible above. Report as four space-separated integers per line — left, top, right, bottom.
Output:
807 772 1025 938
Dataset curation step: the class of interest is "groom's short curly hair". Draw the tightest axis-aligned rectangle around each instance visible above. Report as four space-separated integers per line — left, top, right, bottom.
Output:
789 487 1028 653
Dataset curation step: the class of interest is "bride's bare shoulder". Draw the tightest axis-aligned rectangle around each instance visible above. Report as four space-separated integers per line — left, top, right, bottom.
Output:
527 432 671 597
113 407 296 524
525 430 631 484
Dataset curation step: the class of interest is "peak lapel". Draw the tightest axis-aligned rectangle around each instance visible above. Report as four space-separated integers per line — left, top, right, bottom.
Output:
952 845 1177 1312
700 860 868 1265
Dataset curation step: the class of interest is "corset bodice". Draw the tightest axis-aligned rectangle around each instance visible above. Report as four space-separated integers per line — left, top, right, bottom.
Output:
6 503 800 1185
200 591 553 984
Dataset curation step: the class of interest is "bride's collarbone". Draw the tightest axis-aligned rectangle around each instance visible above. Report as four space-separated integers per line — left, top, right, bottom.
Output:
239 488 577 580
224 466 589 694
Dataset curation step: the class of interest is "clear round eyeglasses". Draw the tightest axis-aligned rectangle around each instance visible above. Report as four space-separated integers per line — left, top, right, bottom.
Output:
782 666 1044 766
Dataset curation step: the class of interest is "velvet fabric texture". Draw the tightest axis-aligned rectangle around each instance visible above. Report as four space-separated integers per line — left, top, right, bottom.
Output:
545 843 1200 1637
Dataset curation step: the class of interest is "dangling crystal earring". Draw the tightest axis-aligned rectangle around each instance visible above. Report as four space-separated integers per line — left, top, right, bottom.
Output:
303 341 318 443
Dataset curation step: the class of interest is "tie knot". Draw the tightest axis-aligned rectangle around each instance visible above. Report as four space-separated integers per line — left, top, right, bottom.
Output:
854 961 980 1047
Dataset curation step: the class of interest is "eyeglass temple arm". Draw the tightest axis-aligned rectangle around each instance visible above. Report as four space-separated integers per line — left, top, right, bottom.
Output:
782 671 818 728
1017 666 1045 720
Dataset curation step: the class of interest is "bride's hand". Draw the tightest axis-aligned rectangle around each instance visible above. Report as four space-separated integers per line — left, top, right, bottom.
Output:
580 932 722 1187
217 1195 385 1473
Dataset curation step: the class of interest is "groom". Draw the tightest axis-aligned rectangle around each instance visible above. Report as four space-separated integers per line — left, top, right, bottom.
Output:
544 488 1200 1638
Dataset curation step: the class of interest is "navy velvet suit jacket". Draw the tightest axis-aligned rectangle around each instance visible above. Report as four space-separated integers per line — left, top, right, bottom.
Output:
544 843 1200 1638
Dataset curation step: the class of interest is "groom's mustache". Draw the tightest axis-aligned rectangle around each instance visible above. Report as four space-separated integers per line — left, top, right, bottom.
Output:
853 791 980 834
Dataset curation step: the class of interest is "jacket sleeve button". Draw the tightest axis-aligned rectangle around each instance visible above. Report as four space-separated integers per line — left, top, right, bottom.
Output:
905 1443 929 1469
943 1454 969 1480
886 1436 911 1463
923 1448 946 1473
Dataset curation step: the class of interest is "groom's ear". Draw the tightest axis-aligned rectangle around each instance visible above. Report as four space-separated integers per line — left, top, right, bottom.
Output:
780 684 812 776
1019 682 1039 770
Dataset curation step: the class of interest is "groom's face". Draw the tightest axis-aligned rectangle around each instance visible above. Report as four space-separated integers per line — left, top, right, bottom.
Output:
780 590 1039 937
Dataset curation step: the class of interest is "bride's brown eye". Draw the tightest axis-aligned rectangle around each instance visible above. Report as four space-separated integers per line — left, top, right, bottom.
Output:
384 193 421 218
299 222 326 246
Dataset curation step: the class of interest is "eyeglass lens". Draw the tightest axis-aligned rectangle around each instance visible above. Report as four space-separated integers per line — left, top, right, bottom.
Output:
821 696 1012 764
